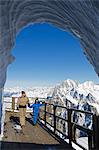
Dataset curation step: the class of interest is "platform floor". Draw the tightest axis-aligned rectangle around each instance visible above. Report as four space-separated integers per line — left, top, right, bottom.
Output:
1 111 74 150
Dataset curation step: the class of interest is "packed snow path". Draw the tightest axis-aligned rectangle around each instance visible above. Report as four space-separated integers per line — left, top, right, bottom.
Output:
1 111 74 150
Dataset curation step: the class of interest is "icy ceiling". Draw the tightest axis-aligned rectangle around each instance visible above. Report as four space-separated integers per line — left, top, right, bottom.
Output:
0 0 99 89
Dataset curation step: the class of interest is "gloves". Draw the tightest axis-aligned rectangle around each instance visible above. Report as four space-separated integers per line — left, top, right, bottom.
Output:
17 107 19 110
28 103 30 107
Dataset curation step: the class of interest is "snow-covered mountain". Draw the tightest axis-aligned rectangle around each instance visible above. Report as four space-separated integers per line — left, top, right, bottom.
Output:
50 79 99 137
4 79 99 107
3 79 99 112
51 79 99 115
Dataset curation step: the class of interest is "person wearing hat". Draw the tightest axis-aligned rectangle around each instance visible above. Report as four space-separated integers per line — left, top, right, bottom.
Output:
29 97 45 125
17 91 30 131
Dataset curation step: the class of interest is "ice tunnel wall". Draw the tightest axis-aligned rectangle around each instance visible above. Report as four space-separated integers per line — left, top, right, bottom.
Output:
0 0 99 134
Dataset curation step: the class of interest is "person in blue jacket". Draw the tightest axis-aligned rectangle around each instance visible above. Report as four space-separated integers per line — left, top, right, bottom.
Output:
29 97 45 125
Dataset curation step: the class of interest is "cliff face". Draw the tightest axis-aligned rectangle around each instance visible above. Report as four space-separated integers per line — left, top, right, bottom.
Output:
0 0 99 133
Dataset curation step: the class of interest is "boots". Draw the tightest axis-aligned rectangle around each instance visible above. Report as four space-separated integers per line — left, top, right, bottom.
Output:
22 125 25 132
20 125 25 134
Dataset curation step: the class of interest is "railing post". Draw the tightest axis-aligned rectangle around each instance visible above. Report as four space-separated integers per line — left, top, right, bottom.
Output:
73 124 76 142
88 133 93 150
44 103 47 125
66 98 68 106
12 97 15 112
68 108 72 146
53 105 56 133
93 114 99 149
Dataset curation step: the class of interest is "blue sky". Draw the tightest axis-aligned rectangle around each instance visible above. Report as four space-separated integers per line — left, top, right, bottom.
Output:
5 23 99 87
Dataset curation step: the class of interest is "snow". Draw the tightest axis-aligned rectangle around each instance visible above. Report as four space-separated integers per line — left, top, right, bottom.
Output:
90 103 99 115
1 100 6 140
52 79 99 114
66 94 78 105
77 137 88 150
65 139 83 150
14 125 22 130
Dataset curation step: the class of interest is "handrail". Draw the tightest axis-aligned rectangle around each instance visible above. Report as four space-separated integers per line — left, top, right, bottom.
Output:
4 97 94 115
39 103 95 150
48 103 93 115
72 122 93 134
71 107 93 115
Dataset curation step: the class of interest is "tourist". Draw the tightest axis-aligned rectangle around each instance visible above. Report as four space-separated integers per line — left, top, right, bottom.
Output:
17 91 30 131
29 97 46 125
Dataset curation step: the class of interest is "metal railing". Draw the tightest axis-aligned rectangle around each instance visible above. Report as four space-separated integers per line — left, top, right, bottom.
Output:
3 97 99 150
38 103 99 150
3 97 46 111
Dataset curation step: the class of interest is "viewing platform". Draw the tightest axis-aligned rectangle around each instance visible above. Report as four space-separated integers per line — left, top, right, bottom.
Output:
1 111 74 150
1 97 99 150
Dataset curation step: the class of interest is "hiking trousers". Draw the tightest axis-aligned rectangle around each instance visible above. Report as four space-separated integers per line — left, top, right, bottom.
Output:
19 107 26 126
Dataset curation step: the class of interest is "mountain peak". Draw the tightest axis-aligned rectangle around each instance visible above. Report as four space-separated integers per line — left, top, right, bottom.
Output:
52 79 99 106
